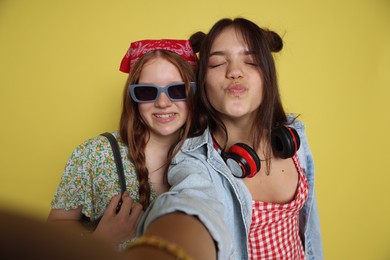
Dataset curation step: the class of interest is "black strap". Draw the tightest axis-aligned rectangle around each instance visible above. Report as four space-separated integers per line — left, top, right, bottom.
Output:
100 132 127 193
80 132 126 228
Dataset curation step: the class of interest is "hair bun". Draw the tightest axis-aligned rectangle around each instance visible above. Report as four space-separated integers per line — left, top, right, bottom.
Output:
189 31 206 54
266 30 283 53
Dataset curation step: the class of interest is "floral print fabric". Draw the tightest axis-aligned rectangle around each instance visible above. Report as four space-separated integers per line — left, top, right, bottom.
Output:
50 131 157 220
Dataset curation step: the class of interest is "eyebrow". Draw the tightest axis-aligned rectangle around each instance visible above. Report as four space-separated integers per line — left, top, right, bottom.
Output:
209 51 225 57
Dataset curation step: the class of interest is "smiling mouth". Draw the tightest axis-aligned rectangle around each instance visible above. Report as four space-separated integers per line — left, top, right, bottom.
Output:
154 113 176 118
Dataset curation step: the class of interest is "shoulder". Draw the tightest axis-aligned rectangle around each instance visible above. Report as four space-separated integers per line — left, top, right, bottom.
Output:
181 128 210 152
287 114 305 130
172 128 210 163
68 131 124 161
286 114 308 143
287 115 314 173
75 135 109 155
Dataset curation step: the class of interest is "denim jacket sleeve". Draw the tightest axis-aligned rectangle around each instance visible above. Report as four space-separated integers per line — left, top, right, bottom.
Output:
137 129 249 259
292 117 324 260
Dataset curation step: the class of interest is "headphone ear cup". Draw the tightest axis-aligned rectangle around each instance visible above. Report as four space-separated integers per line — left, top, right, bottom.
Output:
225 143 261 178
223 152 251 178
271 126 301 159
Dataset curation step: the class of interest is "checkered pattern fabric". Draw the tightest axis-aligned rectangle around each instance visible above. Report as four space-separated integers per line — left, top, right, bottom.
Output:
248 155 308 259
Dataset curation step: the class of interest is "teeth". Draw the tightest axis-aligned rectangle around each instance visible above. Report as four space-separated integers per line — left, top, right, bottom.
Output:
155 113 175 118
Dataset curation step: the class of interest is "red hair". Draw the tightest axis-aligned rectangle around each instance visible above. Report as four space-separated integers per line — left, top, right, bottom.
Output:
119 50 196 210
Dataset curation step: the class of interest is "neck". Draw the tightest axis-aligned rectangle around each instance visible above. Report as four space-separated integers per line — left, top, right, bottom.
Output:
147 129 181 148
144 132 179 172
213 118 252 148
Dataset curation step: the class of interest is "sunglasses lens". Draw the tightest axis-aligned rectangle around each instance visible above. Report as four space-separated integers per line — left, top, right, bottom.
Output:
168 83 186 100
134 86 158 101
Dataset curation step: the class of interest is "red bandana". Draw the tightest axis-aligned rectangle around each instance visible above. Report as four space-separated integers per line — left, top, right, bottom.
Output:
119 39 198 73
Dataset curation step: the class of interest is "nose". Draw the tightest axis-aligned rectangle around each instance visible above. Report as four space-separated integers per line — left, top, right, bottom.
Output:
155 92 172 108
226 61 243 79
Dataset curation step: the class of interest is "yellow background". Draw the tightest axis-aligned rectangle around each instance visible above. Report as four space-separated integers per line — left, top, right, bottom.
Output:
1 0 389 259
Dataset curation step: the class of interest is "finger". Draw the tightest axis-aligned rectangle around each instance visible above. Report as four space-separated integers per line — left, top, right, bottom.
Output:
134 206 144 226
105 194 121 215
128 203 144 223
121 190 130 200
115 191 129 214
127 204 144 237
117 191 133 216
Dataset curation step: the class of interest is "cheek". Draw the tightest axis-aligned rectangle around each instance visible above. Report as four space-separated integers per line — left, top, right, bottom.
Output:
251 85 264 108
137 103 152 120
205 89 221 114
205 84 221 104
205 76 219 99
178 103 189 118
205 70 217 86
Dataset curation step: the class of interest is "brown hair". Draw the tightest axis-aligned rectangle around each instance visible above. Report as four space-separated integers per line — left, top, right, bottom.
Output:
192 17 288 169
119 50 196 210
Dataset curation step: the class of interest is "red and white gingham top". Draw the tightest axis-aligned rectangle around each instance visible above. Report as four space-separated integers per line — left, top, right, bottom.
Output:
248 155 309 259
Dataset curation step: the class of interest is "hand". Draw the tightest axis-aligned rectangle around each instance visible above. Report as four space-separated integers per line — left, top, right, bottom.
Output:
92 191 144 247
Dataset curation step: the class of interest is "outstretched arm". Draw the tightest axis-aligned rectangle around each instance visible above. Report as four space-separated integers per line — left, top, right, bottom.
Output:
125 212 216 260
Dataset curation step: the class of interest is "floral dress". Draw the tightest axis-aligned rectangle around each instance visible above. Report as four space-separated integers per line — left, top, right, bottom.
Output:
50 131 158 221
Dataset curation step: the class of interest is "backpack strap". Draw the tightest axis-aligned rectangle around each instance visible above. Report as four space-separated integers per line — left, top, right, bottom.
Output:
100 132 127 193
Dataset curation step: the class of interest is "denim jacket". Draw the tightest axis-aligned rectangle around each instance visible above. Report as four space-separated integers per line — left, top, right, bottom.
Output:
138 119 323 259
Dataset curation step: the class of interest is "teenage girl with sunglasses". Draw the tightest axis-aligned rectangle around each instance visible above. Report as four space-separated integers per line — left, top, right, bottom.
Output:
47 39 198 249
125 18 323 259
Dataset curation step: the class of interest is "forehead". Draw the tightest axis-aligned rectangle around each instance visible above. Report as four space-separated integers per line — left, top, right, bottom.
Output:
139 57 182 84
210 27 249 54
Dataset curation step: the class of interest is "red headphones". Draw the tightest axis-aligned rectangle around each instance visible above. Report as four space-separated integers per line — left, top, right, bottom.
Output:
213 126 300 178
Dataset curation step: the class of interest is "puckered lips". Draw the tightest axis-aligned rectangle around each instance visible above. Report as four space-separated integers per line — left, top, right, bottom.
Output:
226 84 247 96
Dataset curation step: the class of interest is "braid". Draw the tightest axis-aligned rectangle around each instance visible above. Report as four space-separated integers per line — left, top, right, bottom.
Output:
128 123 151 210
133 149 151 210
